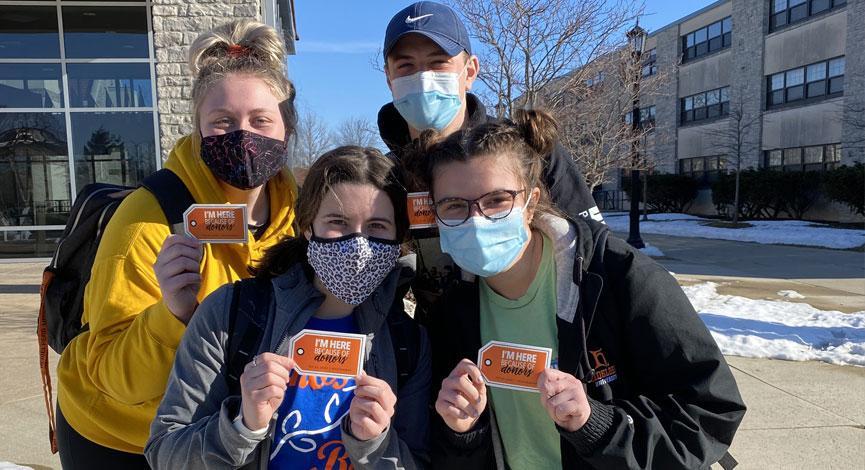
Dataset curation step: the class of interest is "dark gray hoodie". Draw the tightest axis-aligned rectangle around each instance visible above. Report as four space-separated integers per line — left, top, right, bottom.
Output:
144 263 431 469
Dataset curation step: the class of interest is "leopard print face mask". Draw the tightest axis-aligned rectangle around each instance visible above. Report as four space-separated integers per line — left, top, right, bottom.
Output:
307 233 401 306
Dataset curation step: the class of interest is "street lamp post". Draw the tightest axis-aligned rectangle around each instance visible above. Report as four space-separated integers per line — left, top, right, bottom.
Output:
626 24 646 249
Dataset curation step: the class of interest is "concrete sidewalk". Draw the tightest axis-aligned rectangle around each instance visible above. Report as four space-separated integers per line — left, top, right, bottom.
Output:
0 259 863 469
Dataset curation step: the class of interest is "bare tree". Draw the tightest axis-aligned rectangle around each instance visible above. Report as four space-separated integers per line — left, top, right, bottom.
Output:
842 103 865 152
448 0 643 119
550 48 662 189
706 99 761 224
333 116 382 149
291 107 332 168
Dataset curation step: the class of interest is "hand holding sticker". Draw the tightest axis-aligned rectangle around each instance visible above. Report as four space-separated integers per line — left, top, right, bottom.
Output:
183 204 248 244
478 341 552 392
288 330 367 379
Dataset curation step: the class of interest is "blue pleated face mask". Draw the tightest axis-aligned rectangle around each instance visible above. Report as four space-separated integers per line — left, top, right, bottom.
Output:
390 64 468 131
437 195 532 278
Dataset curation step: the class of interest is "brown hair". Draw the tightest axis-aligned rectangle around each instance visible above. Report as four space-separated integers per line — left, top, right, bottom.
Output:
188 20 297 134
255 146 408 278
411 109 560 217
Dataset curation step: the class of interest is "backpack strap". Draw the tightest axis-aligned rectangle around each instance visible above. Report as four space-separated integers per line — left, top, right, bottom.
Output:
141 168 196 234
225 278 274 395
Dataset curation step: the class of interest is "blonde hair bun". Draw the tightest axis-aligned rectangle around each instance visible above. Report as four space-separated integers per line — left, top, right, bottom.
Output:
188 19 287 76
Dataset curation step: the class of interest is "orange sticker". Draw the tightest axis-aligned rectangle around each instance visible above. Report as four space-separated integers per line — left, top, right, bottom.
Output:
407 191 436 229
183 204 248 244
289 329 367 379
478 341 552 392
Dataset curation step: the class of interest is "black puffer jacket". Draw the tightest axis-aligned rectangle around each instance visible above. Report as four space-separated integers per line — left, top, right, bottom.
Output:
426 215 746 469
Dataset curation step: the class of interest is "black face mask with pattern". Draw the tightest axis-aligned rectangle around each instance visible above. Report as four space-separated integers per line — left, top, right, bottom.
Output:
200 129 288 190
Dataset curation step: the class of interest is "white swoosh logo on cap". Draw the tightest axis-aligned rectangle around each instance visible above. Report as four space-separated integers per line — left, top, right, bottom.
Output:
406 14 434 23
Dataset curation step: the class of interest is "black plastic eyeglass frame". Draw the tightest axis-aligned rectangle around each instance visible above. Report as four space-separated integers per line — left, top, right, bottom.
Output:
434 189 527 227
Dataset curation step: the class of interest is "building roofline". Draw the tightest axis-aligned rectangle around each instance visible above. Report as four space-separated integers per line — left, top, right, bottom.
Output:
277 0 299 55
647 0 731 38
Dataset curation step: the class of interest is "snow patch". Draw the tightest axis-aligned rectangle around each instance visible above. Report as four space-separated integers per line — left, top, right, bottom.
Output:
0 463 33 470
639 244 665 258
683 282 865 366
605 213 865 249
777 290 806 299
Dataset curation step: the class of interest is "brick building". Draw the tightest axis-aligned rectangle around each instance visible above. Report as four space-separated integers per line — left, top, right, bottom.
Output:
0 0 297 259
602 0 863 221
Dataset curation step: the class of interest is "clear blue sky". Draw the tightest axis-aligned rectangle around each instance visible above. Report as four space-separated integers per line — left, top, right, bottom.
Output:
288 0 718 132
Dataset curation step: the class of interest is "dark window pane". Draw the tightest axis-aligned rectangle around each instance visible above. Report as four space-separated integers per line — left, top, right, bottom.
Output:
0 64 63 108
686 47 695 60
772 90 785 105
685 110 694 122
790 4 808 22
67 63 152 108
0 6 60 58
0 113 70 227
811 0 831 14
696 42 708 57
722 32 732 48
807 80 826 97
772 12 788 30
721 102 730 115
692 158 704 171
787 85 804 101
71 112 156 189
707 104 720 118
695 107 707 120
709 37 722 52
829 76 844 94
62 6 148 58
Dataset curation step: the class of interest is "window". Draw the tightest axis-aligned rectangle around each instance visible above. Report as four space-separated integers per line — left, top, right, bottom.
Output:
767 57 844 108
0 6 60 58
770 0 847 31
586 71 605 87
765 144 841 171
829 57 844 94
641 48 657 77
639 106 656 128
680 156 724 183
681 17 731 62
786 68 805 102
681 86 730 124
0 3 159 258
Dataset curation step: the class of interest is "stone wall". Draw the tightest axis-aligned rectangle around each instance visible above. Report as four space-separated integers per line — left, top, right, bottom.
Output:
728 0 767 171
152 0 263 160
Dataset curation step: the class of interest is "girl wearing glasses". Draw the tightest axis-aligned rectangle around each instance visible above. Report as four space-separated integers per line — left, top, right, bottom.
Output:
416 110 745 469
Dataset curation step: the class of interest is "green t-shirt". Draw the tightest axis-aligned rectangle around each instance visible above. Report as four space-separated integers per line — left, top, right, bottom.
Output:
479 233 562 469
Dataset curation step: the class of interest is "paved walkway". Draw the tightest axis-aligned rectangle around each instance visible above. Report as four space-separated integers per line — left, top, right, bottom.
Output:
1 243 864 468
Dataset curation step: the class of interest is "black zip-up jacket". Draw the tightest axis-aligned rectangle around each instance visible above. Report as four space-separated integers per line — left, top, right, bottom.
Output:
378 94 603 324
426 215 746 469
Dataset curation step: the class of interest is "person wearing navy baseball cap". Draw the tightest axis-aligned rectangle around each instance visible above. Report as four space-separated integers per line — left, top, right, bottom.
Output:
377 1 604 325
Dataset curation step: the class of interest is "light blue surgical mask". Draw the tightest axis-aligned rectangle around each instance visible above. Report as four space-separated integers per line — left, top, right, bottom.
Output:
437 196 532 277
391 65 467 131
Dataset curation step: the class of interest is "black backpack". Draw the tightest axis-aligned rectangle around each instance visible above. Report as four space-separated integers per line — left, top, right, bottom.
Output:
224 271 422 395
36 168 195 453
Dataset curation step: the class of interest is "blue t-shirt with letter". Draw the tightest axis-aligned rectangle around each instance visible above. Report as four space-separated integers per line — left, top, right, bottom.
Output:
269 314 358 470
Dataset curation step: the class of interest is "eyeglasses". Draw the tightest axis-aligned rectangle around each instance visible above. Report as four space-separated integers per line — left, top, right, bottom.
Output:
434 189 527 227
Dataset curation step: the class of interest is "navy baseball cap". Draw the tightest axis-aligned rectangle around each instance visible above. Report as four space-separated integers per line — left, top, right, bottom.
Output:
383 2 472 61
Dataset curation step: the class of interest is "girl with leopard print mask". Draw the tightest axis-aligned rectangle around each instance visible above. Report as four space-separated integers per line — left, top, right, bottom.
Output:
146 147 430 470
